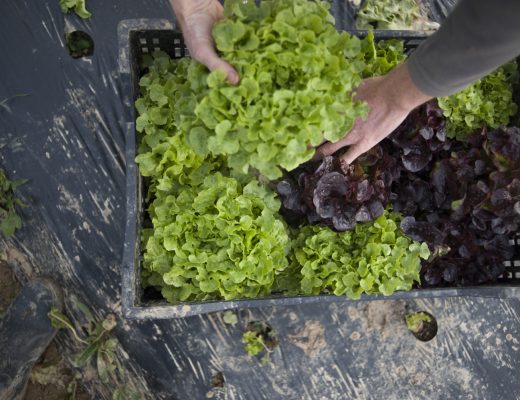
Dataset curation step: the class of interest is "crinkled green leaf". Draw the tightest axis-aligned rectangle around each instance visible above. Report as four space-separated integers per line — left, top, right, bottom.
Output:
438 62 519 140
142 173 291 302
0 168 25 237
291 211 429 299
356 31 407 78
242 331 265 357
204 0 368 178
59 0 92 19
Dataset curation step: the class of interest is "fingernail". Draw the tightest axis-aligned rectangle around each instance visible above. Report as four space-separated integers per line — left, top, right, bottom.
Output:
228 71 239 85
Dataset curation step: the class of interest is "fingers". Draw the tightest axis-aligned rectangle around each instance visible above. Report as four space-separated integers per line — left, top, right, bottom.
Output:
314 139 346 160
181 1 240 86
196 48 240 85
313 128 359 160
340 142 367 165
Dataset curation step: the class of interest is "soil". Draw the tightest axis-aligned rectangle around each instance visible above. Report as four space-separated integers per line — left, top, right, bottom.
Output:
24 343 90 400
0 261 89 400
288 320 327 357
211 371 225 388
0 260 21 314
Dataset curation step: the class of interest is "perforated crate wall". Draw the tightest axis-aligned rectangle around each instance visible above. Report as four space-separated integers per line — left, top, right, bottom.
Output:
121 25 520 319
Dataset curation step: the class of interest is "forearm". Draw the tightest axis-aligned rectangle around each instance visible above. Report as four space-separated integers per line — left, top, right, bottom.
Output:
408 0 520 97
381 63 432 112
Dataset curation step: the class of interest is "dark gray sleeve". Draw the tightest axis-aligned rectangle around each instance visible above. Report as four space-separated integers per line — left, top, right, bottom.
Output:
407 0 520 97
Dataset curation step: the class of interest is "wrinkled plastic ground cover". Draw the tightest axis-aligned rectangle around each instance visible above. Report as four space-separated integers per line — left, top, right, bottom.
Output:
10 1 520 399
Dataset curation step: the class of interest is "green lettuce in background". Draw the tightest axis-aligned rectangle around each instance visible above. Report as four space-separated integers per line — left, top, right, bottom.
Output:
438 62 519 140
355 0 439 31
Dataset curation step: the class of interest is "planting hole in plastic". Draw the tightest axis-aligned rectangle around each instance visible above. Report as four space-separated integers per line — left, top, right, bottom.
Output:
66 31 94 59
405 311 438 342
211 371 225 388
246 321 278 350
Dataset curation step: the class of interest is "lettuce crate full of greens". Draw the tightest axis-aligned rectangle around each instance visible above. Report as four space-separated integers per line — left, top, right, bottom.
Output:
120 1 520 320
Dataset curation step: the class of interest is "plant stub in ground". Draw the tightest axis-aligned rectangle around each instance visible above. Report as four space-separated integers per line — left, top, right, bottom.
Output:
242 321 278 364
405 311 438 341
222 310 238 326
59 0 91 19
211 371 225 388
66 31 95 59
48 296 144 399
0 168 26 237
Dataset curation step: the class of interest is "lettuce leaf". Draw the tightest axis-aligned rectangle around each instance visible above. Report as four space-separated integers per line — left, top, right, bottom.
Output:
197 0 368 179
142 173 291 302
292 211 429 299
438 62 519 140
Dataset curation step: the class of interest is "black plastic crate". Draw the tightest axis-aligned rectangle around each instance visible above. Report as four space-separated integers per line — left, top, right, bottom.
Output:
118 19 520 319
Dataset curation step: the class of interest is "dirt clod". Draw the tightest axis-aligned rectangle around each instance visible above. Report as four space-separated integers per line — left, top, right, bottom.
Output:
0 261 21 314
288 320 326 357
25 342 90 400
211 371 225 388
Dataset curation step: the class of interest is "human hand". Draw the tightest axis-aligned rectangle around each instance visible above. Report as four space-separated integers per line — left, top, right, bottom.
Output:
315 63 432 164
171 0 239 85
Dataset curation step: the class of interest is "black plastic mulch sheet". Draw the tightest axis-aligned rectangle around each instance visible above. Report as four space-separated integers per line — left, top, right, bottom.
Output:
2 1 520 399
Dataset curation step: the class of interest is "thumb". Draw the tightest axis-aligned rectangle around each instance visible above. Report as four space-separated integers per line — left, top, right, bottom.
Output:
194 46 239 85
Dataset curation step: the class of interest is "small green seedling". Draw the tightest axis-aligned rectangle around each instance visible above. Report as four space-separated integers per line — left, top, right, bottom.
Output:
243 331 265 357
0 168 26 237
242 321 278 364
405 311 438 342
222 310 238 326
405 312 431 333
59 0 91 19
